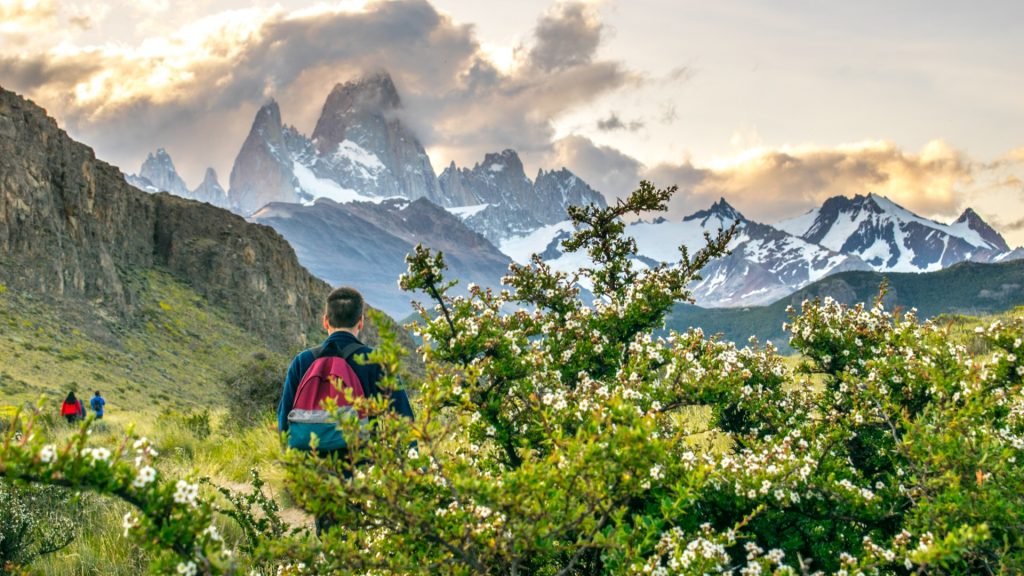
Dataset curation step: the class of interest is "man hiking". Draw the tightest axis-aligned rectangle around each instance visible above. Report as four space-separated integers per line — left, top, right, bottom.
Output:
90 391 106 419
277 286 414 535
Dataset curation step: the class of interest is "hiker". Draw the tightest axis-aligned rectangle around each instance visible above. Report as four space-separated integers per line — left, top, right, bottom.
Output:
277 286 415 536
90 391 106 419
60 392 81 424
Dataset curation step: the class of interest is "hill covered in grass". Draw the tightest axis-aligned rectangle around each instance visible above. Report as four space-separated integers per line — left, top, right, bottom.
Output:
666 258 1024 350
0 270 273 412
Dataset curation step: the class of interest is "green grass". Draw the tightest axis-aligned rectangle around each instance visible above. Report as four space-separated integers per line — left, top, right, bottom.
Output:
0 269 271 413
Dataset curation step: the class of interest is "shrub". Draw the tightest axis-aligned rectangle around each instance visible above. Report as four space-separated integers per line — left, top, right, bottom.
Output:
0 480 79 572
222 352 289 426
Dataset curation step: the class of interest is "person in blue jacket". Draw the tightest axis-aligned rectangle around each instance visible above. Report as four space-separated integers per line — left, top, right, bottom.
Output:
90 391 106 419
277 286 415 535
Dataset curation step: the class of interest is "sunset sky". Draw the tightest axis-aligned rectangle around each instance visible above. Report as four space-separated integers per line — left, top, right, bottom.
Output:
2 0 1023 242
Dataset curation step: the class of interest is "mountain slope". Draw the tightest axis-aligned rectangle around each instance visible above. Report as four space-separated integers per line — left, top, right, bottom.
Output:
251 198 512 318
227 73 444 214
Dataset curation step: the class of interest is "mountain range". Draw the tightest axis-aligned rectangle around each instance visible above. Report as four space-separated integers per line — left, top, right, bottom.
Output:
120 71 1019 315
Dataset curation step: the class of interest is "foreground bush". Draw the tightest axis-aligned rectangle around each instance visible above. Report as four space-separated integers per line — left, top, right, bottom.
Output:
0 480 78 571
1 181 1021 574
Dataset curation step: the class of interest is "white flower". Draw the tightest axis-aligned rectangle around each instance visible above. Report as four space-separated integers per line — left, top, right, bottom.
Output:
39 444 57 464
133 466 157 488
408 447 419 459
649 464 664 480
122 512 138 537
173 480 200 507
81 447 111 465
176 561 197 576
203 524 222 541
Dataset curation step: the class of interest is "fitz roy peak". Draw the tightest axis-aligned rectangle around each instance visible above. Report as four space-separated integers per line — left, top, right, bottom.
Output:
227 72 444 215
777 193 1010 272
309 72 444 205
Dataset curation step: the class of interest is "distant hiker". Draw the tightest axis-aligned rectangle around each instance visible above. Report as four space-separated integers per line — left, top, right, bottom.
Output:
91 391 106 419
61 392 81 424
277 286 415 536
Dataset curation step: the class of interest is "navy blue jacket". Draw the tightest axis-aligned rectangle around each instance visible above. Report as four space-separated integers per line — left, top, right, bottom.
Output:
277 331 414 432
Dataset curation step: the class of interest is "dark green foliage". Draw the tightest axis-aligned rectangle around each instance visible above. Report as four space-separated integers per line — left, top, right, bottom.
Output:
221 352 289 426
0 480 79 573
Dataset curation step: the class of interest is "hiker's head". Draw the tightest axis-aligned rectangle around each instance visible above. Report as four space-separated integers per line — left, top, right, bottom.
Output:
324 286 364 334
94 391 100 396
66 391 76 403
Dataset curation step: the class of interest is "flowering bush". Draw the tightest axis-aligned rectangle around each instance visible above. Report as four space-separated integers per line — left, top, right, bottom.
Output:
0 480 78 571
0 411 235 574
1 181 1022 574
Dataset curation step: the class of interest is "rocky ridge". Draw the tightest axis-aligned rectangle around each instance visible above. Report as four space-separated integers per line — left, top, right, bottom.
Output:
0 86 331 351
439 149 607 244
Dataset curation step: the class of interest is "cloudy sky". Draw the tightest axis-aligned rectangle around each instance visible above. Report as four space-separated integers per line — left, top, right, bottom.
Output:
2 0 1023 242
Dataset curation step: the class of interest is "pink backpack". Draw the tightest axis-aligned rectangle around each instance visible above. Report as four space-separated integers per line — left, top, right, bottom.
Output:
286 342 368 451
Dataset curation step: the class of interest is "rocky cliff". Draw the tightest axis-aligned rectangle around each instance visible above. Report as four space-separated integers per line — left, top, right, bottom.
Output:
439 149 607 244
0 86 331 352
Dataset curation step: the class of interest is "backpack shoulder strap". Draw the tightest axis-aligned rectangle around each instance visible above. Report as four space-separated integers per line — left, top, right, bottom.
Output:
339 342 366 361
310 342 365 361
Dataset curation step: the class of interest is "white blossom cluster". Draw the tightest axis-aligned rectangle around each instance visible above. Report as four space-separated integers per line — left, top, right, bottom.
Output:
173 479 200 507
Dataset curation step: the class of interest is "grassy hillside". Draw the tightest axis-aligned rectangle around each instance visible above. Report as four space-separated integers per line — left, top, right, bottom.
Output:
666 259 1024 350
0 270 277 413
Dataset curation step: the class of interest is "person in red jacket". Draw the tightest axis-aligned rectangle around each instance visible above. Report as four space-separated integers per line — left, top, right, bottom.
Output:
61 391 81 424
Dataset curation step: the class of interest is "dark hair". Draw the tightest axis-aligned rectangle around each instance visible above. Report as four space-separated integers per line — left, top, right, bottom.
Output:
65 392 77 403
325 286 364 329
94 391 101 396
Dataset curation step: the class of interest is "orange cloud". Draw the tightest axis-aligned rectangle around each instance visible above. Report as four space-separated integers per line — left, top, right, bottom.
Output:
0 0 57 35
668 140 973 222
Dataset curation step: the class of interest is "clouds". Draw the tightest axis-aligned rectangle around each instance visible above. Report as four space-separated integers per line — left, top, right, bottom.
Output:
548 135 645 201
552 137 1011 233
596 113 643 132
637 140 986 223
0 0 634 186
0 0 57 34
526 2 602 72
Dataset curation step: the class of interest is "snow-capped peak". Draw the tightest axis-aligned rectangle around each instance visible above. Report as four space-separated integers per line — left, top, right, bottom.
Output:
776 192 1008 272
683 197 745 228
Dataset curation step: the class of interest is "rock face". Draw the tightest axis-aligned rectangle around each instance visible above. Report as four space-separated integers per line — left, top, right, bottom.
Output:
777 193 1010 272
251 197 512 318
191 168 229 207
0 86 331 351
227 72 444 214
126 149 230 209
439 149 607 244
139 148 190 197
228 101 303 215
310 72 444 204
